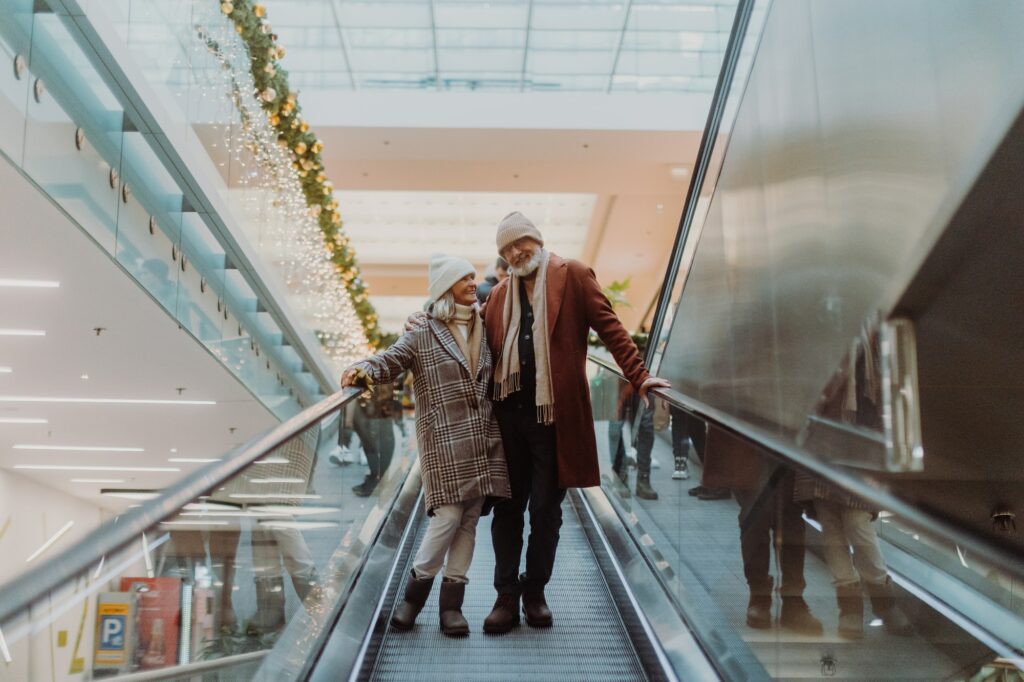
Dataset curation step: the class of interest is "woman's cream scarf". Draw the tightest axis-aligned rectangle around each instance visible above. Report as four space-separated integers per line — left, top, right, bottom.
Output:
446 302 481 375
493 250 554 425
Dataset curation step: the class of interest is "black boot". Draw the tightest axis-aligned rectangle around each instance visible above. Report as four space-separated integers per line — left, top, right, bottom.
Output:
248 576 286 635
635 473 659 500
779 595 824 635
391 569 434 631
352 474 379 497
866 577 913 636
522 591 553 627
836 582 864 640
746 578 772 629
483 594 520 634
439 578 470 637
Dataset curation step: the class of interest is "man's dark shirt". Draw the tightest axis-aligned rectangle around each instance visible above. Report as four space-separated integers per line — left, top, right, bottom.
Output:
496 280 536 412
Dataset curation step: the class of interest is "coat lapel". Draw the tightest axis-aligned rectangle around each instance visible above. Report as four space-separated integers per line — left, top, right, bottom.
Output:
429 319 471 374
545 254 568 334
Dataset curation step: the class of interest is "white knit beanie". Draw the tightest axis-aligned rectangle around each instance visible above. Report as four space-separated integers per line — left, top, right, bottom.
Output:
496 211 544 253
428 253 475 302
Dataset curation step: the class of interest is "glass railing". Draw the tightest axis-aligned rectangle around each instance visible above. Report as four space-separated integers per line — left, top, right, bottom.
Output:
0 383 418 680
0 0 332 419
588 356 1023 680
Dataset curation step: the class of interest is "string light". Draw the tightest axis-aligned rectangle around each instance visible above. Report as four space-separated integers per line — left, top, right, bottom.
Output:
191 2 370 370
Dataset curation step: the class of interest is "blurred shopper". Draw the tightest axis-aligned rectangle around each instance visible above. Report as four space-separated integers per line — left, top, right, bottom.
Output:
480 212 669 632
794 474 913 639
476 256 509 304
348 385 398 497
609 393 659 500
669 406 692 480
343 255 510 637
702 426 823 634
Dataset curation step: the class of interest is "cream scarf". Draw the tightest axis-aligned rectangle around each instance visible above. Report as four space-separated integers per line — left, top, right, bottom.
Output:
446 303 481 376
494 250 554 424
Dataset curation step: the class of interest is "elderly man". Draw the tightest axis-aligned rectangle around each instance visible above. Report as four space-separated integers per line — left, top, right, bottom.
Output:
479 211 669 633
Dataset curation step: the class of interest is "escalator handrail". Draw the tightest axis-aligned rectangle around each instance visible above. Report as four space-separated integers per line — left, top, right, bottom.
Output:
0 387 364 625
588 354 1024 584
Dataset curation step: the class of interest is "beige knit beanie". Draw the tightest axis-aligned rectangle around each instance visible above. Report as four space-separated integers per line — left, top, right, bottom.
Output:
496 211 544 253
428 253 475 302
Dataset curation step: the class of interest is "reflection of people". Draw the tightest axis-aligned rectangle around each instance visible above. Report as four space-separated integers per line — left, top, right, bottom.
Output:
343 255 510 637
669 406 691 480
476 257 509 304
794 473 912 639
248 526 319 635
347 386 398 497
480 213 669 632
610 395 658 500
702 426 823 634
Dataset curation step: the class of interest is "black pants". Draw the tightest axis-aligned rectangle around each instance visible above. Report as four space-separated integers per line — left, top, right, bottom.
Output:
733 468 807 597
341 403 395 479
610 402 654 476
670 407 706 464
492 408 566 596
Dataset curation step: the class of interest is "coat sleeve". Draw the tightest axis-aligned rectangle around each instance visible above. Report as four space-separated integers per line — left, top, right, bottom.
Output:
579 264 651 391
353 330 417 385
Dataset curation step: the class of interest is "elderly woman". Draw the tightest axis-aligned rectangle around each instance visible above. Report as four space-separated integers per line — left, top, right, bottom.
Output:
342 254 510 637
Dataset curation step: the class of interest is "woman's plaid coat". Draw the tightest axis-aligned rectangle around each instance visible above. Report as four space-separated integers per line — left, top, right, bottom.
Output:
354 318 511 513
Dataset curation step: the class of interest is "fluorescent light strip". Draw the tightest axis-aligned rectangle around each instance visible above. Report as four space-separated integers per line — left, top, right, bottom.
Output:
15 444 144 452
71 478 126 484
168 457 220 463
160 520 229 526
142 532 154 579
0 367 11 374
249 505 340 516
181 510 289 518
0 279 60 288
25 520 75 563
0 330 45 337
15 465 180 472
252 477 304 484
102 491 159 500
255 457 289 464
0 396 215 405
229 493 322 500
0 417 47 424
259 521 338 531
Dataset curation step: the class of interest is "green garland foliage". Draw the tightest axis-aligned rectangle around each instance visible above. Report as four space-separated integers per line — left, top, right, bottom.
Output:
219 0 382 348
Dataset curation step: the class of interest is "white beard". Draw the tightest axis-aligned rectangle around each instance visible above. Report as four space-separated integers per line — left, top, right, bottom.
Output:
511 249 544 277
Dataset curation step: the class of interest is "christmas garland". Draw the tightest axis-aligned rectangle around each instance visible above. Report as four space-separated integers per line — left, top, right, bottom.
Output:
219 0 382 348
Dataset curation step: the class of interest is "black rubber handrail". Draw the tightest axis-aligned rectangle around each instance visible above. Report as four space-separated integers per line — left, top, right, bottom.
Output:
587 354 1024 585
0 387 364 625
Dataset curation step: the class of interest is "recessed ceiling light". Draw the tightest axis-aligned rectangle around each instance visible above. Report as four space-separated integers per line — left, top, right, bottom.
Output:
0 329 45 336
15 465 180 472
169 457 220 463
169 448 178 453
0 279 60 288
670 166 689 180
70 478 126 483
24 520 74 563
14 444 144 452
0 417 47 424
0 396 216 405
80 374 89 380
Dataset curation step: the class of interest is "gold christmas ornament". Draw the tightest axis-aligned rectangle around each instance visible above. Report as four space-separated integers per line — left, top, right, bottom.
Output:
261 87 277 102
294 141 307 155
311 140 323 154
299 121 309 133
220 2 234 14
253 4 267 18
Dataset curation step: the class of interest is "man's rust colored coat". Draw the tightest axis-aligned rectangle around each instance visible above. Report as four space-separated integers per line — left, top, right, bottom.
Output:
484 252 650 488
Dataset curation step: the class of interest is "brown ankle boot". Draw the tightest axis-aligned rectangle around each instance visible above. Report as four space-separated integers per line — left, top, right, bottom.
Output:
483 593 520 634
390 569 434 631
439 579 469 637
522 591 553 627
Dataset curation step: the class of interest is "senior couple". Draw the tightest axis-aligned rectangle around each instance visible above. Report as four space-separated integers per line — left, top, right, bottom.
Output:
342 212 669 636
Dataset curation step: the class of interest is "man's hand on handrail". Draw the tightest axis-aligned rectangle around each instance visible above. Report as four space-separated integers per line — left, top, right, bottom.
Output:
639 376 671 408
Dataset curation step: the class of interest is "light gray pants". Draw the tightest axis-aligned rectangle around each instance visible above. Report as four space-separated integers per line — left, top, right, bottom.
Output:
815 499 889 588
412 497 484 584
